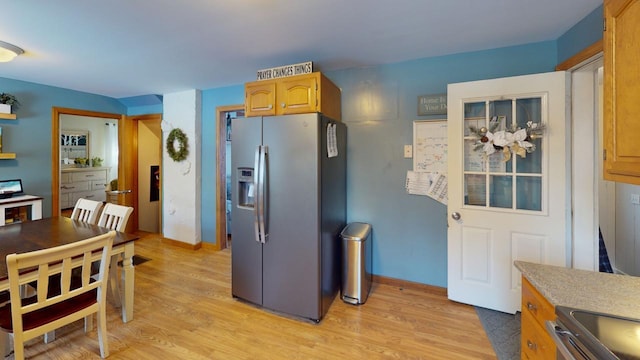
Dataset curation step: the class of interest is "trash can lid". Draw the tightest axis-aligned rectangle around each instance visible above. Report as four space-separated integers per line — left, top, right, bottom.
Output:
341 222 371 241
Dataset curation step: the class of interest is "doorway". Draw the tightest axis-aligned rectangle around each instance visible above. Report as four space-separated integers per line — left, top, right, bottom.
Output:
569 56 612 271
58 114 119 212
215 104 244 250
51 108 122 218
136 116 162 233
52 108 162 234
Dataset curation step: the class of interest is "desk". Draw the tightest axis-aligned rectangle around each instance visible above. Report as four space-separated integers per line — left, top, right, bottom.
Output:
0 195 43 226
0 217 138 322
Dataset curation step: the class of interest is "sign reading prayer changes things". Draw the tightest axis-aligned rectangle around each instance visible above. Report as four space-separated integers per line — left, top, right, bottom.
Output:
256 61 313 81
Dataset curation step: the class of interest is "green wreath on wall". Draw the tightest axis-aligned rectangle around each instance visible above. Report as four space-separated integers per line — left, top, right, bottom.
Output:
166 128 189 162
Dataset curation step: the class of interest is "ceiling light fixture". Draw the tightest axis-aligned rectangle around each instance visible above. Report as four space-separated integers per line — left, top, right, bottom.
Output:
0 40 24 62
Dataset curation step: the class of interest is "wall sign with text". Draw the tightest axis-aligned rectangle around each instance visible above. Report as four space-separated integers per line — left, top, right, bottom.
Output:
256 61 313 81
418 93 447 116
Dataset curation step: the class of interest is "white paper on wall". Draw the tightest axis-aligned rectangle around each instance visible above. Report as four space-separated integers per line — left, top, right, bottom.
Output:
327 123 338 158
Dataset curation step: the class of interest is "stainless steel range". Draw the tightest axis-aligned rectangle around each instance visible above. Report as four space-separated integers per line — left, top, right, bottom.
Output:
547 306 640 360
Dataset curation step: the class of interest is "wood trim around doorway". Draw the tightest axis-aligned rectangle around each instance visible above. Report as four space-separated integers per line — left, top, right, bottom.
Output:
215 104 244 251
51 107 123 217
556 39 603 71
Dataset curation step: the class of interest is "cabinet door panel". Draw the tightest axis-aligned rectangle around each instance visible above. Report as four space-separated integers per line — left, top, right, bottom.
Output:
278 75 318 114
604 0 640 183
245 81 276 116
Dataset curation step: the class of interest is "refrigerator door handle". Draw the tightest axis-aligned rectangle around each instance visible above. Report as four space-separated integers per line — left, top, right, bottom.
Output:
259 146 268 243
253 146 261 244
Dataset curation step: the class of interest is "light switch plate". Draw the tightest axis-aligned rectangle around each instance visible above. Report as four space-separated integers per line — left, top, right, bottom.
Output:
404 145 412 158
631 194 640 205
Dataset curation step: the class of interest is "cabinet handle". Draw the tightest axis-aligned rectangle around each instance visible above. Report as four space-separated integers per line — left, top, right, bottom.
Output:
267 104 272 110
61 186 75 190
281 103 286 108
527 340 537 351
527 302 537 312
86 175 95 177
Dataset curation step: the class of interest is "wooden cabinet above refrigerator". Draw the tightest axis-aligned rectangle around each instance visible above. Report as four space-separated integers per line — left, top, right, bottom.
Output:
245 72 341 121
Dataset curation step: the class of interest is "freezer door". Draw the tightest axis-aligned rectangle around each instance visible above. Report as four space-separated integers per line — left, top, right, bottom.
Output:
262 114 322 320
231 117 263 305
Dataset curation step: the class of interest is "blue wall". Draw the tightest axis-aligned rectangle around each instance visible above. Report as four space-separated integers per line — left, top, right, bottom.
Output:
557 5 603 64
0 78 125 217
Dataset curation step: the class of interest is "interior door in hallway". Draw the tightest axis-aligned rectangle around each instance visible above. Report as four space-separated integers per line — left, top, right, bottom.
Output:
137 117 162 232
447 71 570 314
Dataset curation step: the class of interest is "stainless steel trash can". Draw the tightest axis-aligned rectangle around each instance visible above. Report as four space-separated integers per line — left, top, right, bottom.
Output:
341 222 372 305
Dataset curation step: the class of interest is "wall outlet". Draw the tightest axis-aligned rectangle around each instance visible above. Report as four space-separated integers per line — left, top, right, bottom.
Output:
631 194 640 205
404 145 412 158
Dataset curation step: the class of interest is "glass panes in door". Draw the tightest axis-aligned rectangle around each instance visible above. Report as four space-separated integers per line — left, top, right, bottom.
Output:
462 96 545 212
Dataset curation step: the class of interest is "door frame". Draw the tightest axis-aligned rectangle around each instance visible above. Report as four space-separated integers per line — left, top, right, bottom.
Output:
51 108 160 234
126 113 163 234
215 104 244 251
133 113 164 234
51 107 124 217
556 41 607 271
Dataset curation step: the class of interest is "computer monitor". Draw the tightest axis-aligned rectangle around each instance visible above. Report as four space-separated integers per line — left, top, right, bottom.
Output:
0 179 24 199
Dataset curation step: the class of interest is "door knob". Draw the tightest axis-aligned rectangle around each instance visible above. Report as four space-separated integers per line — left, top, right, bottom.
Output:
451 212 461 220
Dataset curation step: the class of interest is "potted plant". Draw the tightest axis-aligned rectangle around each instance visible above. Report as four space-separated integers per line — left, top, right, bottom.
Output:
74 157 88 167
91 157 103 167
0 93 20 114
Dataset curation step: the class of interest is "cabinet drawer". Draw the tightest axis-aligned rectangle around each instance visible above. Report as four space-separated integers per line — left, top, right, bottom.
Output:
72 170 106 182
522 277 555 328
71 190 105 203
521 310 556 359
91 180 108 191
61 173 71 184
61 181 89 193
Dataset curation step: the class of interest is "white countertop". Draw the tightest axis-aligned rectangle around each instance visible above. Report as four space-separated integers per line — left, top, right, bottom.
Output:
515 261 640 319
61 166 110 172
0 194 43 205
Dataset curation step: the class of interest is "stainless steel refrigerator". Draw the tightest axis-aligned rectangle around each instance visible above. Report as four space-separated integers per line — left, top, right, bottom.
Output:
231 113 346 322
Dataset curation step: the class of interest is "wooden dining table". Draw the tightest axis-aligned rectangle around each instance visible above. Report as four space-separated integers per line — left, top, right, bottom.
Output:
0 216 139 323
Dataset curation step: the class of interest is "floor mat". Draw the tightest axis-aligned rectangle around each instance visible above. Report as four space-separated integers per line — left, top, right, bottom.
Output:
475 306 521 360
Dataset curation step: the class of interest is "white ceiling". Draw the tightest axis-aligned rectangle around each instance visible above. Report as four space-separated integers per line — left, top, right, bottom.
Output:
1 0 601 99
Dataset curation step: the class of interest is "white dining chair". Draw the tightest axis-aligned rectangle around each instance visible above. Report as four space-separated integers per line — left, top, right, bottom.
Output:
34 197 103 344
70 198 104 224
0 231 115 359
97 203 133 232
96 203 134 310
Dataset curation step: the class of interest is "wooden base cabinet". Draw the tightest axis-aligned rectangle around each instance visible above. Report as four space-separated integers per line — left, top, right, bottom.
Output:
245 72 341 121
60 167 110 209
603 0 640 184
521 277 556 359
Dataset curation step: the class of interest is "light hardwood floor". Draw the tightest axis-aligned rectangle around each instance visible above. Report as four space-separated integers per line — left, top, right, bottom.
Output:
11 233 497 359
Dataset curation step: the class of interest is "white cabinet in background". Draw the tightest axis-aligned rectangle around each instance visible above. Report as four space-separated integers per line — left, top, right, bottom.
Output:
60 167 110 209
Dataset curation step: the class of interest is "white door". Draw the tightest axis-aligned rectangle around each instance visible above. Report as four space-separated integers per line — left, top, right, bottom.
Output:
447 71 571 314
